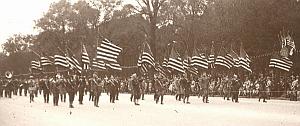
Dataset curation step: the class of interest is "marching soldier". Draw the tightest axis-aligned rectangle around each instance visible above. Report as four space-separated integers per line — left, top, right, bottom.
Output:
231 75 240 103
52 74 61 106
290 76 298 101
222 75 231 100
131 74 141 105
28 76 36 103
41 76 50 103
93 77 104 107
59 77 67 103
115 77 121 100
257 74 267 103
67 76 76 108
153 74 164 104
5 78 13 98
78 76 86 105
182 74 191 104
201 73 210 103
0 78 3 97
108 76 118 103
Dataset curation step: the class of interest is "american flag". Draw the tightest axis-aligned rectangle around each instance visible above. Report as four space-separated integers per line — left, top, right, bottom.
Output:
31 60 41 70
92 58 106 70
191 48 208 69
167 46 184 73
239 43 252 72
81 44 90 70
215 46 232 69
54 55 69 68
96 38 122 71
269 52 293 72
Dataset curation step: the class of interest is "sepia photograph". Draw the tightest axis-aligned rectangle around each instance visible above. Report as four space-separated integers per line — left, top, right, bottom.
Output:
0 0 299 126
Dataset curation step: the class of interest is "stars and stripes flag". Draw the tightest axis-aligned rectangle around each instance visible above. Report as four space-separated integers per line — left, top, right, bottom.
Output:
81 44 90 70
92 58 106 70
31 60 41 70
54 54 69 68
269 52 293 72
40 56 52 66
137 42 155 74
167 46 184 73
96 38 122 71
215 46 232 69
191 48 208 69
239 43 252 72
67 48 82 73
137 54 148 74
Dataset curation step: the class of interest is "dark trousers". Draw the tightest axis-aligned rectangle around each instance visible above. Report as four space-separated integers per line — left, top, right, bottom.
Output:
69 92 75 107
232 91 239 102
30 94 34 103
259 91 267 102
60 93 66 102
115 90 119 100
110 92 116 103
53 93 59 106
43 92 49 103
19 88 23 96
94 95 100 106
78 91 84 104
0 89 3 97
202 89 209 103
155 94 164 104
24 89 28 96
89 92 94 101
176 94 183 101
34 90 38 97
5 90 12 98
130 93 133 102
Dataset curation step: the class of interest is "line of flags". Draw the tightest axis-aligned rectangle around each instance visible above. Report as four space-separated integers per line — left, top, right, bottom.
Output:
30 38 123 74
30 34 296 75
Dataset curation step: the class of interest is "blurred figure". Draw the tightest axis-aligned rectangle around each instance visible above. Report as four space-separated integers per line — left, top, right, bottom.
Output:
28 76 36 103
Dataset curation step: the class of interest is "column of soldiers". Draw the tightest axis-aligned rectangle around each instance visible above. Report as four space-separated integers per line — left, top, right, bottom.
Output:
0 71 299 108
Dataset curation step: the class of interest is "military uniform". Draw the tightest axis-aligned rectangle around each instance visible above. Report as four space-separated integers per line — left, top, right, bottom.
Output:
67 78 76 108
93 79 103 107
41 78 50 103
201 75 209 103
78 77 86 104
231 76 240 103
52 79 60 106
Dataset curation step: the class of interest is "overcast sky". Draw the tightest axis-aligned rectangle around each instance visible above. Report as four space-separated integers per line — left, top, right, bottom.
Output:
0 0 136 51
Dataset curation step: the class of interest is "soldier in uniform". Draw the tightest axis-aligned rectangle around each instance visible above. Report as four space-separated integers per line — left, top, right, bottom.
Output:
115 77 121 100
67 76 76 108
131 74 140 105
78 76 86 104
222 75 231 100
52 74 61 106
108 76 118 103
93 77 103 107
41 76 50 103
257 74 267 102
201 73 210 103
88 76 95 101
153 74 164 104
0 78 3 97
290 76 298 101
59 77 67 103
5 78 13 98
28 76 36 103
231 75 240 103
182 74 191 104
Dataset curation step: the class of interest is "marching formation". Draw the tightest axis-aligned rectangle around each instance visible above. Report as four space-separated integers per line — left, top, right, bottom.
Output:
0 70 299 109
